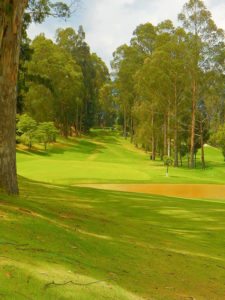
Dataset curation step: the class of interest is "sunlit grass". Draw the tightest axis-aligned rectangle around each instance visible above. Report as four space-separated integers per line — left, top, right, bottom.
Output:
0 178 225 299
1 130 225 299
16 130 225 184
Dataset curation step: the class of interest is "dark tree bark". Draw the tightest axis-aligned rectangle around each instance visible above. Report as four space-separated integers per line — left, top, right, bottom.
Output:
0 1 28 194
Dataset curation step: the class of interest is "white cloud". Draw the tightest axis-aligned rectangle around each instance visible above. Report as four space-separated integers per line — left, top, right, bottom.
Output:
28 0 225 68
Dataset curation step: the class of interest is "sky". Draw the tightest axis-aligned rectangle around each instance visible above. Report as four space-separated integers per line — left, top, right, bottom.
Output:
28 0 225 68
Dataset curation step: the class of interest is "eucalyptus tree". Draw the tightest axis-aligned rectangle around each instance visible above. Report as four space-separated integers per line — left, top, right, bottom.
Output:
178 0 224 168
98 83 117 128
56 27 109 133
0 0 76 194
25 34 83 137
134 52 171 160
112 44 143 139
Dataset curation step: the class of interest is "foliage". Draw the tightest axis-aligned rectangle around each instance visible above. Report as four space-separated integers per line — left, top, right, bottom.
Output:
17 115 58 150
111 0 225 168
36 122 58 150
210 124 225 160
17 114 37 149
56 27 110 132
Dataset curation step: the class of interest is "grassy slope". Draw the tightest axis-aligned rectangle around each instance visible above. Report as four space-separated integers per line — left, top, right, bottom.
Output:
1 180 225 300
16 130 225 185
0 131 225 299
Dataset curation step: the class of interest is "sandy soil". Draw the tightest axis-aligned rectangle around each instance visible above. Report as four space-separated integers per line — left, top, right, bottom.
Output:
75 184 225 200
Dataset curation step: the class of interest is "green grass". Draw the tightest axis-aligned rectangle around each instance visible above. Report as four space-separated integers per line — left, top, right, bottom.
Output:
1 179 225 299
17 130 225 185
1 130 225 299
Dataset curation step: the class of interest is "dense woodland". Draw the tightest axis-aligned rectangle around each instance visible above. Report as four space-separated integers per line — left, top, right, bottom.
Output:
18 0 225 170
111 1 225 169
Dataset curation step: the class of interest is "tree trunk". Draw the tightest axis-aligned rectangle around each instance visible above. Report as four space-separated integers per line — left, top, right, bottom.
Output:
163 113 167 156
174 82 179 167
180 152 183 167
130 116 134 143
0 1 27 194
75 104 79 136
123 106 127 139
200 119 205 169
167 112 171 157
151 110 156 160
190 79 197 168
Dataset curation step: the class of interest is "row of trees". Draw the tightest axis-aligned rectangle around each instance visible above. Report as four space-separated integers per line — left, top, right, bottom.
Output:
111 0 225 168
19 26 111 137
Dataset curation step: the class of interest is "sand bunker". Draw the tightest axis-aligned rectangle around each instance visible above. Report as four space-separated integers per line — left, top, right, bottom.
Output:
76 184 225 200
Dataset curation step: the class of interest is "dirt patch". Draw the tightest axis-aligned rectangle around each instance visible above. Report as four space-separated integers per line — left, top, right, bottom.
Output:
75 184 225 200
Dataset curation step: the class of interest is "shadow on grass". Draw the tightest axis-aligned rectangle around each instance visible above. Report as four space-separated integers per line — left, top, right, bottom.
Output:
17 139 107 157
89 130 121 145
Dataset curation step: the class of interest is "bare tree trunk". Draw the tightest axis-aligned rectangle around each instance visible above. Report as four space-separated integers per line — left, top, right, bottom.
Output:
123 106 127 139
163 113 167 156
75 105 79 136
190 79 197 168
200 118 205 169
167 112 171 157
174 82 179 167
130 116 134 143
0 1 27 194
151 111 156 161
180 152 183 167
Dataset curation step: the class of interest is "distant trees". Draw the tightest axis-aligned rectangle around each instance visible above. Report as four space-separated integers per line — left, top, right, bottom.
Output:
56 27 110 133
17 114 58 150
35 122 58 150
111 0 225 169
19 26 112 139
211 125 225 161
24 34 84 137
17 114 37 149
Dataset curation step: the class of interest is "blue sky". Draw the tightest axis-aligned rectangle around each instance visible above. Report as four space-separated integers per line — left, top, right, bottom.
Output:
28 0 225 67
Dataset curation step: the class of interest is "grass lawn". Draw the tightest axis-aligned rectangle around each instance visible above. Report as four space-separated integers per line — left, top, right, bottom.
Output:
16 130 225 185
0 130 225 299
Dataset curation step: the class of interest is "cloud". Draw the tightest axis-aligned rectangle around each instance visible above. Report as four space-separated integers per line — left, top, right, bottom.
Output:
27 0 225 68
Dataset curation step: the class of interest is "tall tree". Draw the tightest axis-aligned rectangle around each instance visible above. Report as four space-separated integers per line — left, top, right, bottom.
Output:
25 34 83 137
0 1 74 194
56 27 109 133
178 0 223 168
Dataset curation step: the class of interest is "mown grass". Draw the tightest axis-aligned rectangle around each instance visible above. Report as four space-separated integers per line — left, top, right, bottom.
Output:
0 130 225 299
17 130 225 185
1 178 225 300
